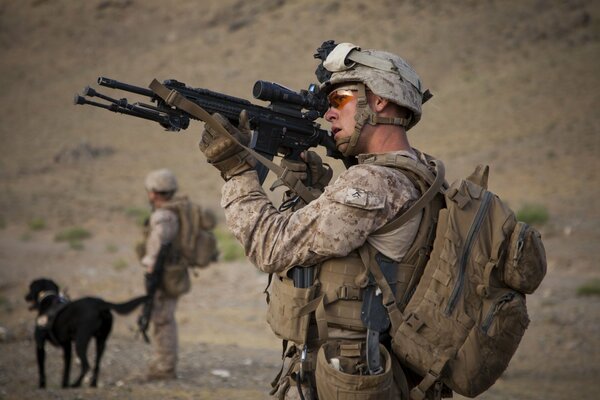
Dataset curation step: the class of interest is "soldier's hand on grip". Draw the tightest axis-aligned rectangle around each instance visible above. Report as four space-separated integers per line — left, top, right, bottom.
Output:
301 150 333 192
272 150 333 198
199 111 255 180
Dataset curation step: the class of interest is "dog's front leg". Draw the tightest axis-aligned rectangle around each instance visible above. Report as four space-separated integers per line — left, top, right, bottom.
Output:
61 342 72 388
35 329 46 388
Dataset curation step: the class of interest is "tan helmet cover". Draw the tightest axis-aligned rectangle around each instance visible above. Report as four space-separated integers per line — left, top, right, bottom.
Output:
145 168 178 192
322 44 425 129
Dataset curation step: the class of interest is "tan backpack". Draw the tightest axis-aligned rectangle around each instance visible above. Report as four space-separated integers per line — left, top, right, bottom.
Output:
163 196 219 268
363 159 547 399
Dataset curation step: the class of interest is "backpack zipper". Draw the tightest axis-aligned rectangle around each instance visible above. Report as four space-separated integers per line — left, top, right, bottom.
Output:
444 190 493 316
481 291 516 334
513 222 528 264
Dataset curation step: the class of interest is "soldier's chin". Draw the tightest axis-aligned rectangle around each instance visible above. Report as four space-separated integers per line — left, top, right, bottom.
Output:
335 141 348 154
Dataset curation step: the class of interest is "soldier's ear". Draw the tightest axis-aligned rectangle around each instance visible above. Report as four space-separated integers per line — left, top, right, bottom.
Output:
373 95 389 113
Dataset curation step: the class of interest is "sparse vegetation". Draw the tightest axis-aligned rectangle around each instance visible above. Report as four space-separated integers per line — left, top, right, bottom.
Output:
113 258 129 271
517 204 550 225
577 279 600 297
106 243 119 253
20 232 32 241
69 240 85 250
28 218 46 231
55 227 92 250
55 227 92 242
214 226 245 262
0 217 5 229
126 207 150 227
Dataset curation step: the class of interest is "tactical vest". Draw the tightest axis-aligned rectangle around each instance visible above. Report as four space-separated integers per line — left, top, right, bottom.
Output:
266 150 446 345
136 210 181 265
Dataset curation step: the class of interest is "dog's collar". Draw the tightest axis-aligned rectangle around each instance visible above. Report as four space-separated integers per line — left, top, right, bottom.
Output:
37 290 58 303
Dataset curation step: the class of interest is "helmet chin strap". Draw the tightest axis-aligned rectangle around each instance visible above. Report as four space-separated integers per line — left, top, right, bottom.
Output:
338 83 412 157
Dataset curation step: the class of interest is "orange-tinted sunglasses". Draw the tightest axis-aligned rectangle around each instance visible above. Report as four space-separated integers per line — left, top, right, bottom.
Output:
327 89 356 110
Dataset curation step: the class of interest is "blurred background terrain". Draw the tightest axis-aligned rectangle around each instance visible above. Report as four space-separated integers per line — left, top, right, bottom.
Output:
0 0 598 399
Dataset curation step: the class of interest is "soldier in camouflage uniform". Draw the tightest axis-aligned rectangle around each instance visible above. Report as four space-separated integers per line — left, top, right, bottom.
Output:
139 168 181 381
199 43 438 399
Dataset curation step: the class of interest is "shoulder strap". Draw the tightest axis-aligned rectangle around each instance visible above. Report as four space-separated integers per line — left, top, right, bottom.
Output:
369 158 446 235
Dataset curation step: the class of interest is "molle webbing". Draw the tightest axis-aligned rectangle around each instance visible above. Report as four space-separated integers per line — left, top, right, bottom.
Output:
317 252 368 332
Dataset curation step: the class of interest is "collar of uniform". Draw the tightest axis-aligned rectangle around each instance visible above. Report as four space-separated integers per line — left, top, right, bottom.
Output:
357 149 418 165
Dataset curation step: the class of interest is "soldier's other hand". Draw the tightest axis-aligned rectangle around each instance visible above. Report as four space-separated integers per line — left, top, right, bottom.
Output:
301 151 333 192
199 111 255 180
271 150 332 195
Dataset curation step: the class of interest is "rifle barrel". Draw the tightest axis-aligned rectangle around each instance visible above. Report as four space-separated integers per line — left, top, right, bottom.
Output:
98 77 155 98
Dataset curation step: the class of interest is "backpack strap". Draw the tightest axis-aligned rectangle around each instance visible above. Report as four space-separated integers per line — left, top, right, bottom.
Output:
373 159 445 235
360 154 445 236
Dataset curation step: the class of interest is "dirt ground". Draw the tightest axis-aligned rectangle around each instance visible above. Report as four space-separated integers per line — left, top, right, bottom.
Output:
0 0 599 399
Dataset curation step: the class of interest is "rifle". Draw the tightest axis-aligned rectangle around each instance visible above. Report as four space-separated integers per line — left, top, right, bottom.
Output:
137 242 171 343
75 77 354 184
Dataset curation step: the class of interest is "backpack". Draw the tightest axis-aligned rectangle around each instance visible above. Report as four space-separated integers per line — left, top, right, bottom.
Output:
364 159 547 399
162 196 219 268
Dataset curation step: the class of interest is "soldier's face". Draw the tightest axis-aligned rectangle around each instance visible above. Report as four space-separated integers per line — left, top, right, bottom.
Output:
325 89 358 153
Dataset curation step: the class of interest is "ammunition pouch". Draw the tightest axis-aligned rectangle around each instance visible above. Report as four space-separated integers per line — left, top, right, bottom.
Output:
161 264 191 298
266 274 321 345
315 341 394 400
317 252 368 332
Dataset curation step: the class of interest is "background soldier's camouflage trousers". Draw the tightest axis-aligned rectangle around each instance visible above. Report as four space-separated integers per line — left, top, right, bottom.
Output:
149 291 178 379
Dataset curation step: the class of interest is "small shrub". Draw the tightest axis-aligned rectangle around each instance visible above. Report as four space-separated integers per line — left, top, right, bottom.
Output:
55 227 92 242
516 204 549 225
28 218 46 231
69 240 85 250
112 259 128 271
125 207 150 227
577 279 600 297
20 232 32 241
214 227 245 262
0 217 6 229
106 243 118 253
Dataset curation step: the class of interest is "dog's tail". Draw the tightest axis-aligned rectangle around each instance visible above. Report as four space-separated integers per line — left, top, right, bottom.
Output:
105 295 149 315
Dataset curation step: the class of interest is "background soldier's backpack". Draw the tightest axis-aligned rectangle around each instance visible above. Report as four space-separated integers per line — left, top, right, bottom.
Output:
366 160 547 399
163 196 219 268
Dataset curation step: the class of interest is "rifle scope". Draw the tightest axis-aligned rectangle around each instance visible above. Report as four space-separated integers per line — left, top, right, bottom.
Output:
252 81 328 115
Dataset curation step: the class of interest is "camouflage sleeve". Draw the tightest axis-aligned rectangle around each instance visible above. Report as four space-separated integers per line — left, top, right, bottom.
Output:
221 165 418 274
141 208 179 270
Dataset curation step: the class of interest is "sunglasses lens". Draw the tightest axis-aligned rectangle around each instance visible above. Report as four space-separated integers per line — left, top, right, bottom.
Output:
328 89 355 109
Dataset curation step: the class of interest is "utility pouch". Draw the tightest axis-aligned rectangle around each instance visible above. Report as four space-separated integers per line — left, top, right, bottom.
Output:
315 342 394 400
161 264 191 297
266 275 320 345
447 287 529 395
503 222 547 294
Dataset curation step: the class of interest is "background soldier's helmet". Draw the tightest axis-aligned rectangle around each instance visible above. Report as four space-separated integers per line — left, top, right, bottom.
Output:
145 168 178 192
322 44 426 129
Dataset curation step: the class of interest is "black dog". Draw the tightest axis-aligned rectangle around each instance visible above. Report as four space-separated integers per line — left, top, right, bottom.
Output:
25 278 148 388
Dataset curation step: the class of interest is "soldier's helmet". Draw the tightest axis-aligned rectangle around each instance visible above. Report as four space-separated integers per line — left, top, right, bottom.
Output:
321 43 426 129
145 168 178 193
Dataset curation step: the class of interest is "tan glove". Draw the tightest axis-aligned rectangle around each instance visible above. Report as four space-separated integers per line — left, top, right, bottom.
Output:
271 150 333 201
199 111 255 180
